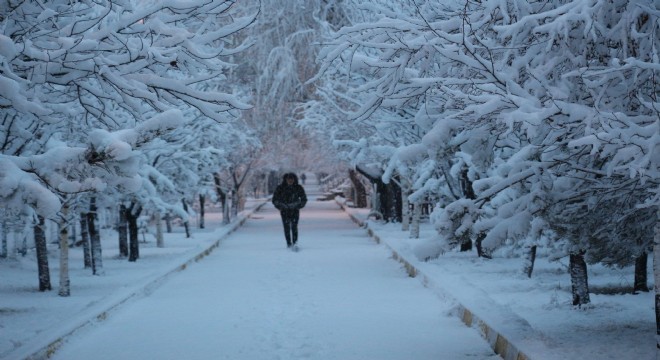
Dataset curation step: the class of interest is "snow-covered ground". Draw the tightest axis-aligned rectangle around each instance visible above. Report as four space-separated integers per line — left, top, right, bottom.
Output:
340 204 655 360
1 198 266 360
1 176 653 360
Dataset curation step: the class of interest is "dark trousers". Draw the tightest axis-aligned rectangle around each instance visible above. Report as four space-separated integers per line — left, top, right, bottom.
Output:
280 210 300 246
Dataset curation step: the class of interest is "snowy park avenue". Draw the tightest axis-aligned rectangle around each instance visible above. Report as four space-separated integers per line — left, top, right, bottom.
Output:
2 1 659 359
47 180 498 360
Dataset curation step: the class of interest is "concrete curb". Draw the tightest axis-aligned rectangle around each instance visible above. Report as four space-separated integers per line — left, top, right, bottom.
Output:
14 200 270 360
336 200 531 360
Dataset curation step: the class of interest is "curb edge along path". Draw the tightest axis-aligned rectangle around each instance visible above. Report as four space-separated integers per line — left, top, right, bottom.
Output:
336 200 532 360
14 200 269 360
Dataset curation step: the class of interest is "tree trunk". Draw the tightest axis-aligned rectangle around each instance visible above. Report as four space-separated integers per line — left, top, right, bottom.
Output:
348 169 367 208
384 180 402 223
17 229 27 256
401 191 410 231
34 215 51 291
570 251 590 306
118 204 129 258
355 167 401 222
410 202 421 239
155 211 164 248
1 219 7 258
214 174 230 224
181 198 190 238
127 204 142 262
231 190 239 218
634 251 649 293
199 194 205 229
79 213 92 269
460 236 473 252
653 207 660 356
522 245 537 278
165 213 172 233
88 198 103 275
58 205 70 297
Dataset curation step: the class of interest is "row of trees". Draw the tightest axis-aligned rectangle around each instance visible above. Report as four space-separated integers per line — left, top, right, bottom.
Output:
0 0 267 296
303 0 658 349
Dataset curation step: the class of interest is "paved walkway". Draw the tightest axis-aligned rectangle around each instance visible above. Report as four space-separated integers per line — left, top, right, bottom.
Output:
50 180 496 360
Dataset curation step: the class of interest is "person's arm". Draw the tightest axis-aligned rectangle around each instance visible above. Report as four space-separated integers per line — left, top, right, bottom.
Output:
298 186 307 209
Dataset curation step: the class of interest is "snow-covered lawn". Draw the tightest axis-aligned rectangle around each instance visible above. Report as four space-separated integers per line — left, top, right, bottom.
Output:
341 202 654 360
0 199 266 360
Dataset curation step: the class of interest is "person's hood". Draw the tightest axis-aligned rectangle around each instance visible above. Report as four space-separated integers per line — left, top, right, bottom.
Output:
281 172 299 185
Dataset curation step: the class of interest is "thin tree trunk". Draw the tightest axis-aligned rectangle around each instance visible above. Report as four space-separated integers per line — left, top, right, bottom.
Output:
214 174 230 224
231 190 239 218
17 229 27 256
155 211 164 248
410 202 421 239
1 219 7 258
459 167 476 252
199 194 205 229
348 169 367 208
127 204 142 262
34 215 51 291
401 191 410 231
165 213 172 233
634 251 649 293
79 213 92 268
88 198 103 275
570 251 590 306
58 205 70 297
222 200 230 225
181 199 190 238
653 208 660 357
522 245 537 278
118 205 128 258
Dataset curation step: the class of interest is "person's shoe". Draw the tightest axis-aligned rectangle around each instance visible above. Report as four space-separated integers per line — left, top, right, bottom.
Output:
291 244 299 252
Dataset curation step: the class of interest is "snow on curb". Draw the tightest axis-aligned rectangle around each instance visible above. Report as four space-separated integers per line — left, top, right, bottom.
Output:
11 200 270 360
336 199 532 360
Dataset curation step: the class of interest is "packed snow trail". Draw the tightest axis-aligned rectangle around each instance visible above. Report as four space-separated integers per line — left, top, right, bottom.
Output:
51 180 497 360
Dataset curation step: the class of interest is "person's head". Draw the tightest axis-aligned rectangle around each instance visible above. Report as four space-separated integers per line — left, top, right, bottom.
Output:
282 173 298 185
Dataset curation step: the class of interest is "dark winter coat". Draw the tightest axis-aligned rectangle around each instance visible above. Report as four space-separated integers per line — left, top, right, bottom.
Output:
272 173 307 212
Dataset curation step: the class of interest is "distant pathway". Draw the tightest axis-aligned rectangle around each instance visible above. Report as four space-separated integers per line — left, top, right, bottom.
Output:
51 177 496 360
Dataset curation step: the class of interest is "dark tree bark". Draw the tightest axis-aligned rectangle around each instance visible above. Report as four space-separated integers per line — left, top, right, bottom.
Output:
355 166 401 222
475 232 491 259
79 213 92 268
87 198 103 275
214 173 230 225
522 245 537 278
199 194 205 229
58 205 70 297
633 251 649 293
1 220 7 258
181 198 190 238
570 251 590 306
118 205 129 258
127 203 142 262
165 213 173 233
34 215 51 291
459 167 476 252
348 169 368 208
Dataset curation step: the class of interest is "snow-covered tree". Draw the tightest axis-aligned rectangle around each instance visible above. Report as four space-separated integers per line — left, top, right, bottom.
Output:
1 0 254 293
312 0 659 309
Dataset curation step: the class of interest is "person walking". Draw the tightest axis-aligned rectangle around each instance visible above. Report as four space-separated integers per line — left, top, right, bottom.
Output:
272 173 307 251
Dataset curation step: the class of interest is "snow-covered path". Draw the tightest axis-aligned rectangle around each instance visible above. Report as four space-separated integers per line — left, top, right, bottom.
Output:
50 183 496 360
